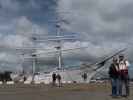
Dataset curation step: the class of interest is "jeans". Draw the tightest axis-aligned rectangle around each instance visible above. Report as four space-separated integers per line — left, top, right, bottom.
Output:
111 78 119 96
118 76 130 96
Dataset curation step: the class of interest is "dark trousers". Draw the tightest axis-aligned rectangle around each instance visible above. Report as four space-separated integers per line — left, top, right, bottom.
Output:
52 79 56 86
58 80 62 87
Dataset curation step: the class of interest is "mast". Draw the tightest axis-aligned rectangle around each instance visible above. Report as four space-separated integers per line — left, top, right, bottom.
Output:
31 37 37 82
56 23 62 70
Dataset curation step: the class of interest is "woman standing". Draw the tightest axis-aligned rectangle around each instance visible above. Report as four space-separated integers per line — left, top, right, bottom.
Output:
109 57 119 97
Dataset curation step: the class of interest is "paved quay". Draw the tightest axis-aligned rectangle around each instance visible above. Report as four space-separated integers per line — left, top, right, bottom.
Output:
0 83 132 100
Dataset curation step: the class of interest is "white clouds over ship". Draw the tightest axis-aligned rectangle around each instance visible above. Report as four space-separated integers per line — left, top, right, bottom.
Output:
0 0 132 71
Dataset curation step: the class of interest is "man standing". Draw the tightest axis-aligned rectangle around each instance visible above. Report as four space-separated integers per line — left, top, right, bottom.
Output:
52 72 56 86
57 73 62 87
82 72 87 83
118 54 130 97
109 57 119 97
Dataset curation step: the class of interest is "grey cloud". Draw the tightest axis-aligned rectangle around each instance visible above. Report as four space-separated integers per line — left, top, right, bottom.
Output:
57 0 133 44
0 0 57 26
56 0 133 66
0 0 133 71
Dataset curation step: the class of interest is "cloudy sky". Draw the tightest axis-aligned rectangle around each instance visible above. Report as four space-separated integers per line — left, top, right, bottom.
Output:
0 0 133 72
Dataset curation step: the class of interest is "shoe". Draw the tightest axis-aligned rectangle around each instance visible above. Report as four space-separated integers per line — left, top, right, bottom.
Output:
112 96 119 98
121 94 129 98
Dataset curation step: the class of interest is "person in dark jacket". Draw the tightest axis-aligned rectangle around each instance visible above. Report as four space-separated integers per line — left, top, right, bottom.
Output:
52 72 56 86
109 57 119 97
82 72 87 83
57 73 62 87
